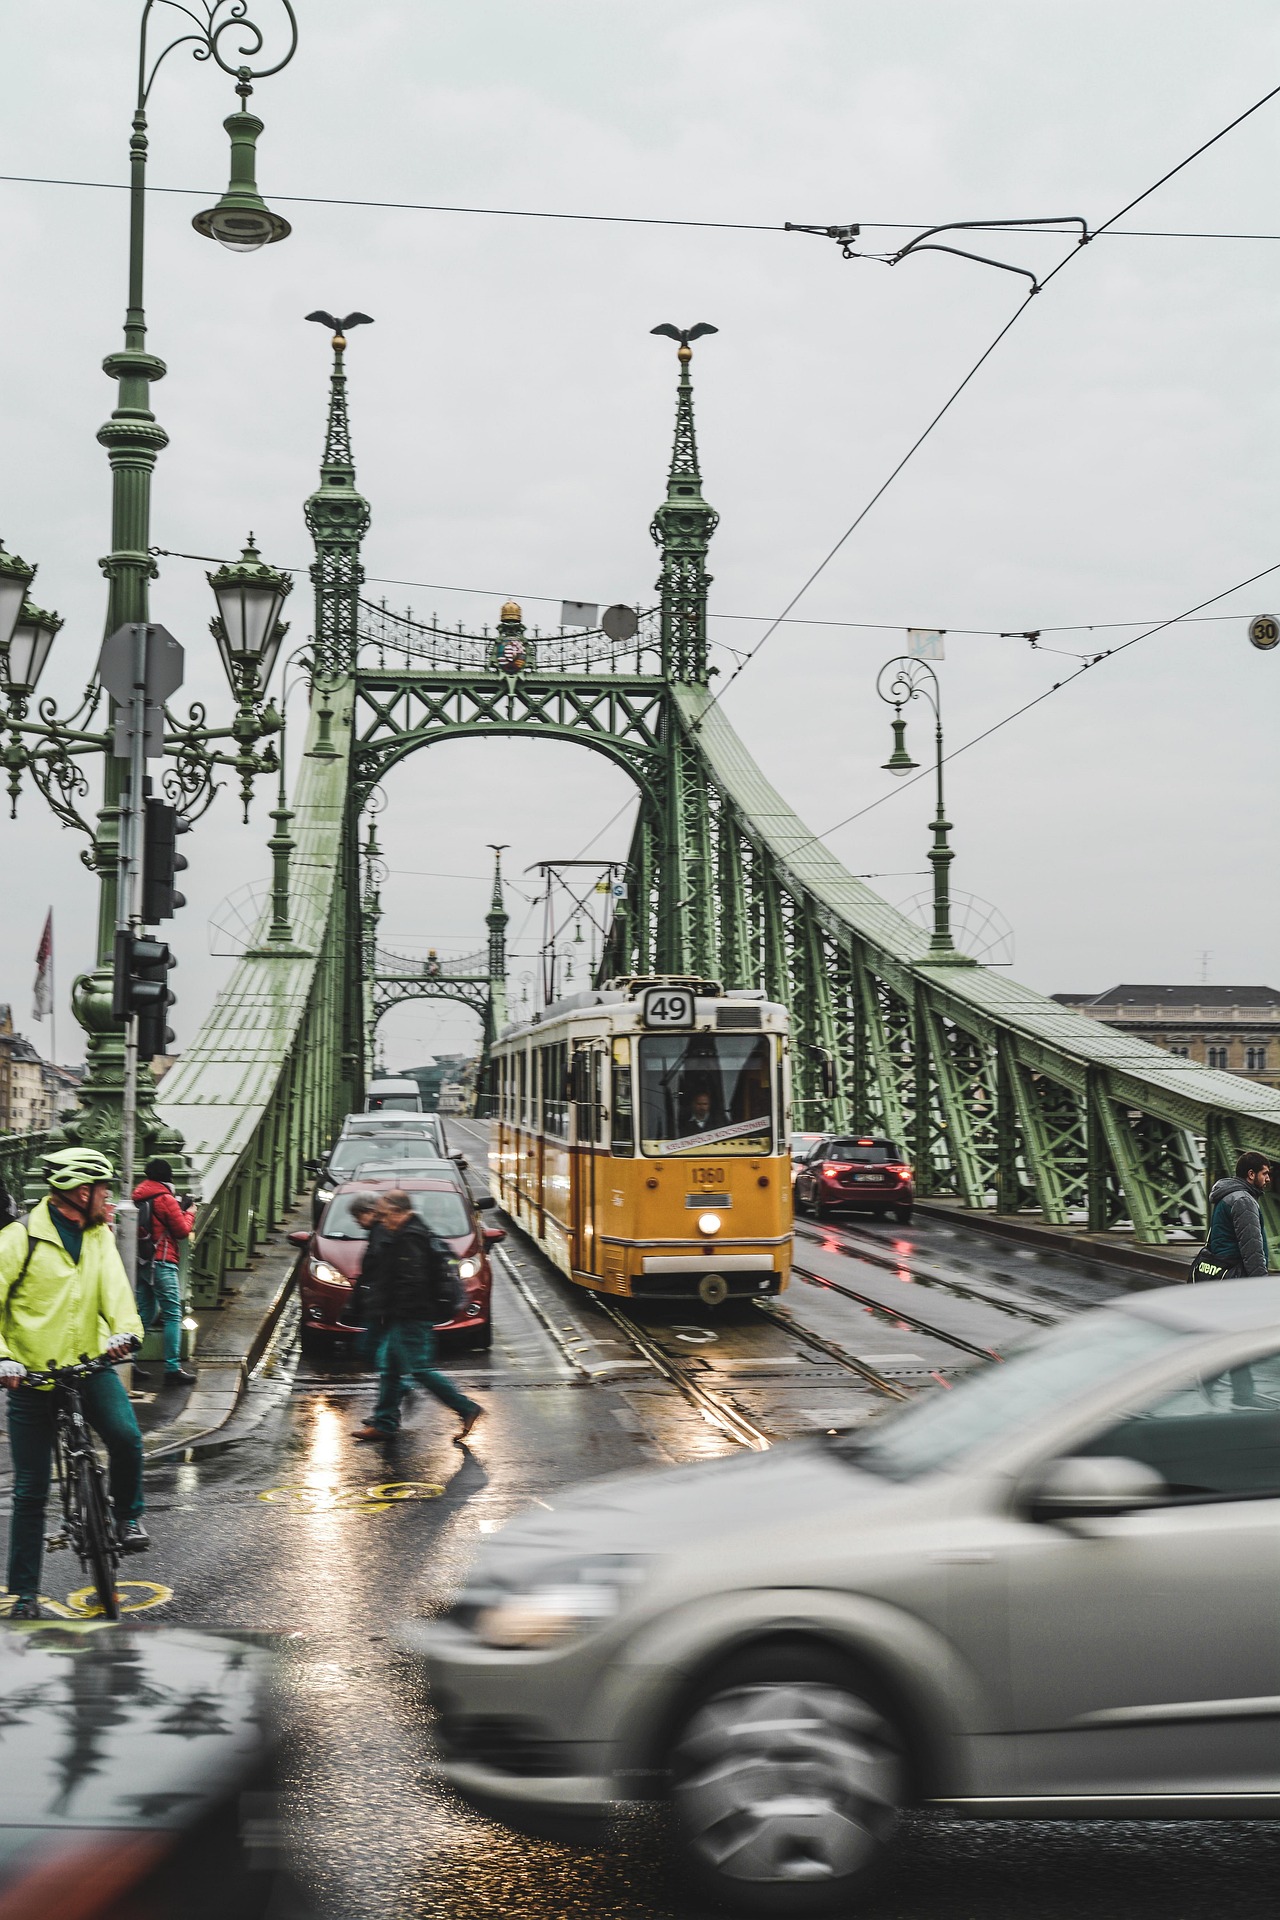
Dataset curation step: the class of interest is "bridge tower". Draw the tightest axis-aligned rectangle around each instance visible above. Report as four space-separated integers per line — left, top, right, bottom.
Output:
304 322 371 1112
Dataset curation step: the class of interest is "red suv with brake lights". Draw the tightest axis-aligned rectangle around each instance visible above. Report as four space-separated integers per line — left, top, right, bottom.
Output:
290 1174 504 1351
794 1135 914 1223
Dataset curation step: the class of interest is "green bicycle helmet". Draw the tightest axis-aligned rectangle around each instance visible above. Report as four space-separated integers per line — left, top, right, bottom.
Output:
42 1146 115 1191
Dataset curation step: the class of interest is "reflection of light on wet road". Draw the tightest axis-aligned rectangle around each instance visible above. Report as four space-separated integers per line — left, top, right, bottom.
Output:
304 1404 342 1507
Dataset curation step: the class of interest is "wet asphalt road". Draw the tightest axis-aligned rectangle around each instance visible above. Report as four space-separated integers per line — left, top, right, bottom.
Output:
12 1120 1280 1917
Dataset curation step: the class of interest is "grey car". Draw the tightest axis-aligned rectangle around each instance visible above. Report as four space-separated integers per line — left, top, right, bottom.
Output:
414 1279 1280 1914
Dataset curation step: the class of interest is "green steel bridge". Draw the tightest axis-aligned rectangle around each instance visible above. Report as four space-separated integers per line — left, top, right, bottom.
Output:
9 324 1280 1307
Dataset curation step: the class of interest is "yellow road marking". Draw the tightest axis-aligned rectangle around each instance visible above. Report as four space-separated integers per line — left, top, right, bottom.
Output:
256 1479 444 1514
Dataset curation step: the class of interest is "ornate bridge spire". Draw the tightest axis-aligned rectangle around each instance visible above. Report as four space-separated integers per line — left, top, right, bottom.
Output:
304 313 373 680
486 843 509 1034
650 325 719 685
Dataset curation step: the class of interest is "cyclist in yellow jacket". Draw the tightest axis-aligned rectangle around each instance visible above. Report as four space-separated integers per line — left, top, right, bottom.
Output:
0 1148 146 1619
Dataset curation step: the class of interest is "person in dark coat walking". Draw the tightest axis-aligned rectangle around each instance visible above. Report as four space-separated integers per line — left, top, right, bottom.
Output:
1206 1151 1272 1277
352 1190 483 1442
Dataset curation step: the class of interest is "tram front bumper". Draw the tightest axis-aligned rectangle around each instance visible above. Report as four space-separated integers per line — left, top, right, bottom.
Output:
632 1253 784 1300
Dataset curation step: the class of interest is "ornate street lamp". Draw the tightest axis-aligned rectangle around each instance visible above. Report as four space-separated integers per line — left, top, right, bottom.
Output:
2 600 64 700
0 542 35 659
192 71 294 252
0 0 302 1182
208 536 292 695
875 655 974 966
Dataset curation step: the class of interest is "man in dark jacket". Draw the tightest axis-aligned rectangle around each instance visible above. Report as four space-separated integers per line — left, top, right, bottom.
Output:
353 1190 483 1442
1207 1151 1272 1277
132 1159 197 1386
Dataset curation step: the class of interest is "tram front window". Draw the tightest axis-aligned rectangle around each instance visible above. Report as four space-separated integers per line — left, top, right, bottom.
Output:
638 1034 774 1156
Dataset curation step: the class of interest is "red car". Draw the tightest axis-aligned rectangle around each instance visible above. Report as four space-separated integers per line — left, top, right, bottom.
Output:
291 1173 504 1351
793 1134 915 1223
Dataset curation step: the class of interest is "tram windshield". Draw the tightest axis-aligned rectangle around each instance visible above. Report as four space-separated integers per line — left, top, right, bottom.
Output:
638 1034 774 1157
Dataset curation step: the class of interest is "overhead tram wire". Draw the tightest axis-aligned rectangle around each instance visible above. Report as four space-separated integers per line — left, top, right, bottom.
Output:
695 75 1280 724
6 170 1280 241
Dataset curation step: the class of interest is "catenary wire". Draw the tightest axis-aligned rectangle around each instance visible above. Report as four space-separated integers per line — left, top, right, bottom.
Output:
5 171 1280 241
695 77 1280 719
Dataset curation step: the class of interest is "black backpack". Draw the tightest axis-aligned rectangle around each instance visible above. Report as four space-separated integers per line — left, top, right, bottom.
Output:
136 1195 156 1264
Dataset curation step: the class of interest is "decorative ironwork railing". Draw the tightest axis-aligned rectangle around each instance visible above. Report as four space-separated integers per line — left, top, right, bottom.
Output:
374 945 489 978
356 599 663 677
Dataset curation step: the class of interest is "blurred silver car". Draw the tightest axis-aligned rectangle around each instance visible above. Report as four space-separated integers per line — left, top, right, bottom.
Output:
414 1280 1280 1915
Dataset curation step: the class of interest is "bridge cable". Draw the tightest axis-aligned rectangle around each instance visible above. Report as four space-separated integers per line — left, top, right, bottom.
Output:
693 75 1280 722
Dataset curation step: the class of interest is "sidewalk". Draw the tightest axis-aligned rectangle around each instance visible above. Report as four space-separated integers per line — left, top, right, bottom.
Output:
142 1209 304 1460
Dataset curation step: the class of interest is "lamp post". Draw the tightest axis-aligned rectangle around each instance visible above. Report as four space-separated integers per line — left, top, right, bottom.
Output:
875 655 974 966
0 1 298 1172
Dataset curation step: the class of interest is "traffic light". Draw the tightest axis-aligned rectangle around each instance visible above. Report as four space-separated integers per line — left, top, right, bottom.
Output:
112 931 177 1063
143 798 189 922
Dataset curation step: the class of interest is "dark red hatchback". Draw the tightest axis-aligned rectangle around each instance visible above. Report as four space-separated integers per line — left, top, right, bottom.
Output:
793 1135 914 1223
291 1173 504 1351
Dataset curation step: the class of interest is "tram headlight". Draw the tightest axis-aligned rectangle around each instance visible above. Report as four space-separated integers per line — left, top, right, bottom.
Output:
473 1555 649 1649
697 1212 722 1235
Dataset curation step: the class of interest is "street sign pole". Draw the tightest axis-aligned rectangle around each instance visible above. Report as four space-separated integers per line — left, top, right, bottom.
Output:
115 623 150 1290
98 620 185 1290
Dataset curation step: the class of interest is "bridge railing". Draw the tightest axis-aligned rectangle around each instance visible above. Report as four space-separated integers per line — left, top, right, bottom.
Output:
156 687 357 1304
357 599 662 677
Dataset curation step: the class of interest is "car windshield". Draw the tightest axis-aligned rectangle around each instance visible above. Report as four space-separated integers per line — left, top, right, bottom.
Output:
822 1139 900 1163
328 1136 448 1174
638 1034 773 1157
321 1190 472 1239
831 1311 1184 1481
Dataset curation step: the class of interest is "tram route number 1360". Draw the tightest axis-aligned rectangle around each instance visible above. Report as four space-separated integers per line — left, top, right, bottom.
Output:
642 986 696 1029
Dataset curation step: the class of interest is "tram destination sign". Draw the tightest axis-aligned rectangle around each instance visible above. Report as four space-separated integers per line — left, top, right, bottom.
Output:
641 986 696 1029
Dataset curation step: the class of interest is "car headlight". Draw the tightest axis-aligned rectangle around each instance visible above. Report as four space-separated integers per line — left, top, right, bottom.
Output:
470 1555 648 1650
457 1257 480 1281
309 1258 346 1286
315 1186 334 1203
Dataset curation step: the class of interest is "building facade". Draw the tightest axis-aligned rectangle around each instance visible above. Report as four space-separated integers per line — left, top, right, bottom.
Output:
0 1006 80 1133
1053 985 1280 1090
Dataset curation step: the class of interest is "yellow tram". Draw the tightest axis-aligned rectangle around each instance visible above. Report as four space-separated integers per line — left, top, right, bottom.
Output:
490 976 793 1306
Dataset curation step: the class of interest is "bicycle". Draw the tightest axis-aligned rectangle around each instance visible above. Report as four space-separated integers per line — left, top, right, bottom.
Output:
24 1339 140 1623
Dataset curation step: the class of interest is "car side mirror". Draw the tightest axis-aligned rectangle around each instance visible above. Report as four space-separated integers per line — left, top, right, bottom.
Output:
304 1159 322 1175
1025 1455 1168 1523
451 1154 469 1170
475 1194 496 1211
287 1229 310 1248
483 1224 506 1243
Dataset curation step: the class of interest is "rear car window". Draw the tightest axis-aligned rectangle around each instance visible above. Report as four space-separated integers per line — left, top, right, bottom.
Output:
823 1140 900 1163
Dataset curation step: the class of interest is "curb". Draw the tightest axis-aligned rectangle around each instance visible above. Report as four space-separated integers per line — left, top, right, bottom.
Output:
144 1247 301 1461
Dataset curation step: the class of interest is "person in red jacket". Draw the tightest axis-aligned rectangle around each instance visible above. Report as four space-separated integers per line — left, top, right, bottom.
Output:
132 1158 197 1386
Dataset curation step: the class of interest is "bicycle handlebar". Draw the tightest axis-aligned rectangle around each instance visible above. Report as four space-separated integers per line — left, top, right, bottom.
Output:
23 1337 141 1388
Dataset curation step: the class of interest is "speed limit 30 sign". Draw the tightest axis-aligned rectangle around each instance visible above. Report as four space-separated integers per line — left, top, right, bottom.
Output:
1248 614 1279 650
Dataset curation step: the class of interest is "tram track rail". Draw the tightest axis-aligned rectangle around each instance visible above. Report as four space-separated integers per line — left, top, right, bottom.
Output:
793 1215 1060 1328
789 1261 1007 1363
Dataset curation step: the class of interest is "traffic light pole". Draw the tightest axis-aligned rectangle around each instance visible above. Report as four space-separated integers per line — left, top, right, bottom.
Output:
115 620 150 1290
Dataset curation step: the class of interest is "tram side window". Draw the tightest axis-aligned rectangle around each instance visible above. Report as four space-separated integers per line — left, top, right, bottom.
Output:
542 1042 569 1139
611 1039 634 1156
517 1050 527 1128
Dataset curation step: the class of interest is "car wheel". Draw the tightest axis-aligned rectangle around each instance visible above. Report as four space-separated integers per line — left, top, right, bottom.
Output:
892 1206 914 1224
468 1317 493 1350
668 1643 906 1917
870 1207 886 1220
299 1326 327 1359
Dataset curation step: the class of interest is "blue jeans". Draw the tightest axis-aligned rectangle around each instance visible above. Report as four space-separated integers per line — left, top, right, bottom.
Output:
371 1323 480 1433
137 1258 183 1372
6 1371 144 1599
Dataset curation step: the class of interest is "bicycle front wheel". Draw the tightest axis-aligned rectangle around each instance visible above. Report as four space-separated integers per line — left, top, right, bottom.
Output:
77 1460 120 1622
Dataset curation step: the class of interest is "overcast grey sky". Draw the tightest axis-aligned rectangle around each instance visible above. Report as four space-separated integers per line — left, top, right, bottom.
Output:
4 1 1280 1069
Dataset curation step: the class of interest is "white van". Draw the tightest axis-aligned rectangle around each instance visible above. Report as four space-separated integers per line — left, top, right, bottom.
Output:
364 1077 423 1113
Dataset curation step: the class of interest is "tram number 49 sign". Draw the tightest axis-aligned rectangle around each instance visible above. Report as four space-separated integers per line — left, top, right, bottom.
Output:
642 986 696 1029
1248 614 1280 650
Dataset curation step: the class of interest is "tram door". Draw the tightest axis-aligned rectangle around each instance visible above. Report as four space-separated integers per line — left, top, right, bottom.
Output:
571 1042 604 1276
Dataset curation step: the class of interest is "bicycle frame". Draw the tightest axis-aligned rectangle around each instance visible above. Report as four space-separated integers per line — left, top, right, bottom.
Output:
26 1346 138 1610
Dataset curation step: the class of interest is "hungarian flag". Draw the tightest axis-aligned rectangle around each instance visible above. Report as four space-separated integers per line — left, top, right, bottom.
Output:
32 910 53 1022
